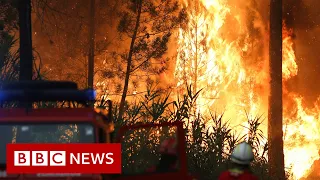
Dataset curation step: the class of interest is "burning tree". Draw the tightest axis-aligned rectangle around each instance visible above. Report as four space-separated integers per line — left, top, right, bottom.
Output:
175 0 318 179
174 0 210 113
174 0 269 124
115 0 187 120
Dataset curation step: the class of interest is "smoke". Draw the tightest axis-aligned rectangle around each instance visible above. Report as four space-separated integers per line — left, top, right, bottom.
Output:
31 0 121 88
248 0 320 107
283 0 303 29
282 0 320 107
284 0 320 30
283 0 320 177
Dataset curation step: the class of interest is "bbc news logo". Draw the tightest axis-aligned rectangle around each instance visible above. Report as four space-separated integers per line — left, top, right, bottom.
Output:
6 144 121 174
14 151 67 166
14 151 113 166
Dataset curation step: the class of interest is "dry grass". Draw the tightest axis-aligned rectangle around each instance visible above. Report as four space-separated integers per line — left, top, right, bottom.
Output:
107 85 289 179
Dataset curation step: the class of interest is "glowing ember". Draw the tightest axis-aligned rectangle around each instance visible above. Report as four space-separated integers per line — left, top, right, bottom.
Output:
175 0 320 179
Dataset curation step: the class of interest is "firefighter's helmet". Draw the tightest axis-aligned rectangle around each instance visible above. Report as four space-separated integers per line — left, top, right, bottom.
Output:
230 141 254 165
159 137 177 155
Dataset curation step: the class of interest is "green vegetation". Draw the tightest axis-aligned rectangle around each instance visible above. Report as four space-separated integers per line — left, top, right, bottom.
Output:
108 85 282 180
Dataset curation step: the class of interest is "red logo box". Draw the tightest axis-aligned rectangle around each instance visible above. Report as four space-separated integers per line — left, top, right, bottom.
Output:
6 143 121 174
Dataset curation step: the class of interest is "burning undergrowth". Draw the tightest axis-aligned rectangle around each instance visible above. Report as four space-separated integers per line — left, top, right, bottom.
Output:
174 0 320 179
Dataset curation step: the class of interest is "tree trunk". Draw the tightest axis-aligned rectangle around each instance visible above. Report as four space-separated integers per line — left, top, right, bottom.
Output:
16 0 33 142
268 0 285 179
19 0 33 81
88 0 95 89
118 0 142 121
193 1 199 114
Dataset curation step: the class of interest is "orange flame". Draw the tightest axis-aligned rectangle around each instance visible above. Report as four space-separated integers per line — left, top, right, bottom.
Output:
175 0 319 179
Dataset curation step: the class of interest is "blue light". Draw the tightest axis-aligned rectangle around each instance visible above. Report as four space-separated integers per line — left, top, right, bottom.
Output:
0 90 97 101
0 91 5 101
0 90 22 101
85 89 96 100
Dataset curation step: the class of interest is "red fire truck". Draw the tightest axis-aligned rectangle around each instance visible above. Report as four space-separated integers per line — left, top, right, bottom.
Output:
107 121 197 180
0 81 197 180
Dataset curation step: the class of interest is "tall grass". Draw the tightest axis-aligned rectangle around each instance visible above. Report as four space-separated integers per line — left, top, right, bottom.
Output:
6 81 292 179
107 85 285 179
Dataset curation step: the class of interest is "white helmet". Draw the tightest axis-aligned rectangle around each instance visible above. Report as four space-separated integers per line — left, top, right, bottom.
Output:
230 141 254 165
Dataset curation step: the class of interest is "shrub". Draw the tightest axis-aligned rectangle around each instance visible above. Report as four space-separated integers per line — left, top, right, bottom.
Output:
108 85 275 179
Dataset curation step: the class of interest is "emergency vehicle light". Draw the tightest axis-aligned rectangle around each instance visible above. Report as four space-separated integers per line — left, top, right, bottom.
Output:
0 89 96 102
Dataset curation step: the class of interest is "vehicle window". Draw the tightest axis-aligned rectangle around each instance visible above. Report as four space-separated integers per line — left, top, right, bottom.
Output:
0 123 95 165
120 125 179 175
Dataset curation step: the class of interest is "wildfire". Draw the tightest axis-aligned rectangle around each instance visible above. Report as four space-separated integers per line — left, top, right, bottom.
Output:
175 0 320 179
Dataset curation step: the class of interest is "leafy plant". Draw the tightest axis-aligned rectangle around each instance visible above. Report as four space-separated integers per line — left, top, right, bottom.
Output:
105 84 285 179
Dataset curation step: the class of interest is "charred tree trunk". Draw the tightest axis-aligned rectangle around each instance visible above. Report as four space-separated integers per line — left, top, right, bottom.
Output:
268 0 285 179
193 6 198 95
19 0 33 81
88 0 95 89
118 0 142 121
16 0 33 142
192 2 199 115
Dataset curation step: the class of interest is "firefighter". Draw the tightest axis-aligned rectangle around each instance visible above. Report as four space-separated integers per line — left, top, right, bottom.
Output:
218 141 259 180
146 137 179 173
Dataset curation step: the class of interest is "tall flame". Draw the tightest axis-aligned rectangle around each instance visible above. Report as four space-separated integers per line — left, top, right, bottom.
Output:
175 0 320 179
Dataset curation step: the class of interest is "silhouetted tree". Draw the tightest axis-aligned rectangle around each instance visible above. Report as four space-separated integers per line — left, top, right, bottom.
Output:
268 0 285 179
32 0 117 87
0 0 19 84
0 1 19 162
115 0 187 120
